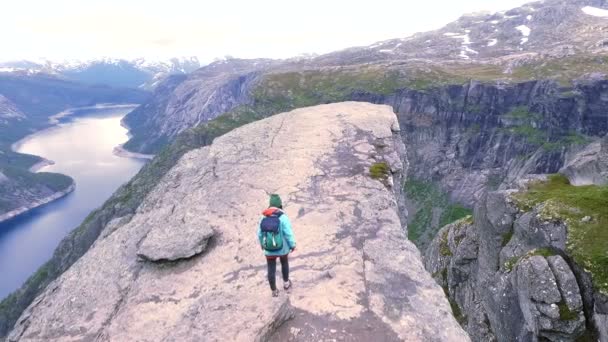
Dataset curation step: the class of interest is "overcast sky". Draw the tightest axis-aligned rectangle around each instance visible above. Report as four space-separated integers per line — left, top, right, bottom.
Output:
1 0 532 63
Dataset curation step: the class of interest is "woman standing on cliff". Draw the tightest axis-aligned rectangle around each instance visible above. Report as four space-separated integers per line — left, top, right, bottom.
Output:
257 194 296 297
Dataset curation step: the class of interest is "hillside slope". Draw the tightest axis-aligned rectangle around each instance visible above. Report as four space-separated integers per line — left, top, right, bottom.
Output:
8 102 469 341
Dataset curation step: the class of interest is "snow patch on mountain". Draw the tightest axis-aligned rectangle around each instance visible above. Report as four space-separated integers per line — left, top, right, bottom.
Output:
450 33 478 59
0 57 201 89
516 25 531 45
581 6 608 17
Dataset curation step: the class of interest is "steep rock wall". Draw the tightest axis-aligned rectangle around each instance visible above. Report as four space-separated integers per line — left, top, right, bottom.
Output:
355 80 608 205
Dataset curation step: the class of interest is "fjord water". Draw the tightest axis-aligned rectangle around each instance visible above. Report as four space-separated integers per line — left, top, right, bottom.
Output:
0 106 146 298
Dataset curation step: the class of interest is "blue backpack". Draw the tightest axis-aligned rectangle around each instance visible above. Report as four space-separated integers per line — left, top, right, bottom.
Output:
261 211 284 251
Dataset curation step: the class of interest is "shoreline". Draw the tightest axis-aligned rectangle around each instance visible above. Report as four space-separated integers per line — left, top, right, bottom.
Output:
112 144 154 160
4 103 142 223
0 183 76 224
11 103 140 153
49 103 139 125
28 158 55 172
114 118 156 160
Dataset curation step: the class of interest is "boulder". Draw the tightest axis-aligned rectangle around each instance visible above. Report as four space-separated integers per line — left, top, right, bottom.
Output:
560 136 608 186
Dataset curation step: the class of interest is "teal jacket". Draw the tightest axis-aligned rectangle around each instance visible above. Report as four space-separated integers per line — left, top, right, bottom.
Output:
257 208 296 256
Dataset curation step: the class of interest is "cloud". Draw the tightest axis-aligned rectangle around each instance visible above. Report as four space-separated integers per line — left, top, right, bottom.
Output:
0 0 532 62
149 38 177 47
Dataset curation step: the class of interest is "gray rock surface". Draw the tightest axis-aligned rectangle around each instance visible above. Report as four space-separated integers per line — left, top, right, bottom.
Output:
425 189 591 341
9 102 468 341
560 136 608 186
137 222 215 262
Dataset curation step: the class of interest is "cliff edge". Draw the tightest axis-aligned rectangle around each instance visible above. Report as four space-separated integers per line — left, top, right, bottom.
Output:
8 102 468 341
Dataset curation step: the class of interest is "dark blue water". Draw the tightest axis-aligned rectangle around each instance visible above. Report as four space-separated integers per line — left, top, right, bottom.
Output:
0 106 146 298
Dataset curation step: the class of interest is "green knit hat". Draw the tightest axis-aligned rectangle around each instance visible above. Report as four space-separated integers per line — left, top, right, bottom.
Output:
269 194 282 208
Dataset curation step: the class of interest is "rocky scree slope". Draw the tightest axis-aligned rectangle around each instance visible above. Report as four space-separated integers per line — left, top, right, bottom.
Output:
8 102 469 341
425 138 608 341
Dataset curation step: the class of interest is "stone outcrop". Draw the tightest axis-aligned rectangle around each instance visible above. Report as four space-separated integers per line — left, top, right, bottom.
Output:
8 103 468 341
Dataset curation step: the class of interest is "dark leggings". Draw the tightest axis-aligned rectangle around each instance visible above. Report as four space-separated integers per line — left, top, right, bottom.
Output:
266 255 289 291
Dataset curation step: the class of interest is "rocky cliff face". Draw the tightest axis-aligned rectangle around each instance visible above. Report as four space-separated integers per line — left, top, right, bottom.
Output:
358 80 608 203
424 150 608 341
8 103 469 341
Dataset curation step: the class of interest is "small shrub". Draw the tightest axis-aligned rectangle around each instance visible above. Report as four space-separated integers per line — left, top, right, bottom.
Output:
369 162 390 180
504 256 520 272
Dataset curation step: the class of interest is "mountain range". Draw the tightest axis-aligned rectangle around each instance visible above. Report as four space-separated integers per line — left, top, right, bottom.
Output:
121 0 608 154
0 57 201 89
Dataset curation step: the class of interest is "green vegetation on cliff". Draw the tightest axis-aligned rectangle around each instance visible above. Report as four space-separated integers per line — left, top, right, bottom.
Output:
369 162 390 180
404 178 472 248
514 174 608 294
502 106 590 151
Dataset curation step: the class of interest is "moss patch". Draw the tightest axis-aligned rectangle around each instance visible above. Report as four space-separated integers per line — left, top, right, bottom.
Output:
513 174 608 294
449 298 467 324
558 301 578 321
440 229 453 257
369 162 390 180
504 256 520 272
501 230 514 247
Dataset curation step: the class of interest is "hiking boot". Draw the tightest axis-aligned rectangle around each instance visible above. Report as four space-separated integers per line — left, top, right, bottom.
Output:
283 280 292 290
272 289 280 297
